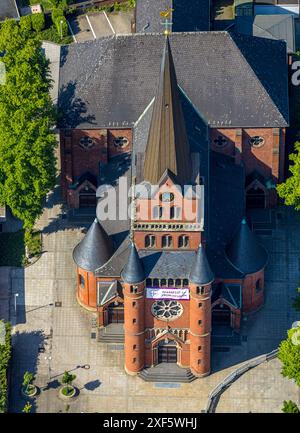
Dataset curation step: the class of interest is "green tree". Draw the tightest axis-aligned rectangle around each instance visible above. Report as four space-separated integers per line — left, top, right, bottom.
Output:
0 322 12 413
31 13 45 32
22 402 32 413
282 400 300 413
20 15 32 35
61 371 76 390
22 371 34 394
0 20 57 232
54 15 68 38
277 141 300 209
278 327 300 386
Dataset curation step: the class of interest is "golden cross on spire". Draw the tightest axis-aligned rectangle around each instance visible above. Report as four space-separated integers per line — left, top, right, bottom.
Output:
160 8 174 35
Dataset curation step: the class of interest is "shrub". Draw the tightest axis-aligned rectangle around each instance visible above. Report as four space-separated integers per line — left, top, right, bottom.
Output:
282 400 300 413
0 322 12 413
31 13 45 32
51 6 64 23
20 15 32 34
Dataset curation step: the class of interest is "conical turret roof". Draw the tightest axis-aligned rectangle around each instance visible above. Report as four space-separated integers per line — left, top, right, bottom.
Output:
121 242 145 284
226 219 268 274
73 218 113 272
143 36 191 185
189 244 214 285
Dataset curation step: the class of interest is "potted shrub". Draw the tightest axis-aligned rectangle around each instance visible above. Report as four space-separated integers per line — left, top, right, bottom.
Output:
21 371 37 397
59 371 76 399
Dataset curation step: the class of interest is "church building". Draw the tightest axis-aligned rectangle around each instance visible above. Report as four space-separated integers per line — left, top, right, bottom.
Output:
68 35 274 379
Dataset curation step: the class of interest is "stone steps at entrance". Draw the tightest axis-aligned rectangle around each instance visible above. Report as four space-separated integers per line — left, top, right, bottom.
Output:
98 324 125 343
139 363 197 383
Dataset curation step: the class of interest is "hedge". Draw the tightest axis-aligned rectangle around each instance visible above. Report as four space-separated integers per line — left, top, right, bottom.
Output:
0 322 12 413
31 12 46 32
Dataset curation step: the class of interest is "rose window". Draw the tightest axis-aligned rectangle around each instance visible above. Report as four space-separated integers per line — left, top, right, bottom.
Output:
151 300 183 321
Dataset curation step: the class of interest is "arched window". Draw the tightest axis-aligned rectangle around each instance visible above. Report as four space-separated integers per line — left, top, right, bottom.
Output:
162 235 173 248
175 279 181 287
178 235 189 248
168 279 174 287
79 275 85 288
170 206 181 220
160 279 167 287
183 279 189 287
153 206 163 219
256 279 262 292
145 235 155 248
153 278 159 287
146 278 152 287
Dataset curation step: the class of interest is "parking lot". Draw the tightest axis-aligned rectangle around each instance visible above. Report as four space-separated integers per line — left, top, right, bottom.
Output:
68 10 133 43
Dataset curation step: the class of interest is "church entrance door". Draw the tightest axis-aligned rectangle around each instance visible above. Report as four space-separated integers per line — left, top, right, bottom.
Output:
212 304 231 326
107 302 124 324
79 187 97 208
157 340 177 363
246 187 266 209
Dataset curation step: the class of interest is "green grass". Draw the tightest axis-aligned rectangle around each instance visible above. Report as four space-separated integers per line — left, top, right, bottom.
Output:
0 230 25 267
40 25 73 44
26 231 42 257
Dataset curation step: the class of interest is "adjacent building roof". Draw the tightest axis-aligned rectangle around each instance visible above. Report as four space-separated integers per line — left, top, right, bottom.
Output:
226 219 268 274
73 218 114 271
121 242 145 283
189 244 214 285
0 0 19 21
235 14 295 53
143 37 191 185
135 0 210 34
58 32 289 129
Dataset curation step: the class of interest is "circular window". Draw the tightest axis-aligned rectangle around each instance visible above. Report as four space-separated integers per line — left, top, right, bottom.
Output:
114 136 129 148
79 137 94 149
151 300 183 321
160 192 174 202
213 135 228 148
249 136 265 148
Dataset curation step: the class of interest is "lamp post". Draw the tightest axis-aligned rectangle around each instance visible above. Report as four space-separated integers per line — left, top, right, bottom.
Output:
59 20 63 39
14 293 19 316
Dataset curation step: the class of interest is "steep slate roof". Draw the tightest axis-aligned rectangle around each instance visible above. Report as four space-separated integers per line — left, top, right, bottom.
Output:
135 0 210 33
143 37 191 185
58 32 289 129
121 242 145 283
226 219 268 274
189 244 214 285
73 218 114 271
235 14 295 53
0 0 19 21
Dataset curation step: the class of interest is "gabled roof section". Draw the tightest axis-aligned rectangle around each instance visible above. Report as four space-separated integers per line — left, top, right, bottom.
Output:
58 33 289 129
143 37 191 185
73 218 114 272
189 244 214 285
226 219 268 275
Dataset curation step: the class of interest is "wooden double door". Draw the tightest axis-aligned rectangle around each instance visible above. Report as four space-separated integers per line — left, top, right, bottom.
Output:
158 341 177 363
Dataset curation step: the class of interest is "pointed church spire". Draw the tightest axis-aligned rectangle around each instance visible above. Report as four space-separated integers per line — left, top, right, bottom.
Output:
226 218 268 274
121 242 145 284
143 36 191 185
73 218 114 271
189 244 214 285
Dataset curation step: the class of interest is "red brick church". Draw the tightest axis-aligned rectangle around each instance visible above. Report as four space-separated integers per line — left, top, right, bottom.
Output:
58 31 288 379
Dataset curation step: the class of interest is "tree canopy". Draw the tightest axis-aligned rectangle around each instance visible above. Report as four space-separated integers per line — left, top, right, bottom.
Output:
277 141 300 210
278 326 300 387
282 400 300 413
0 19 57 230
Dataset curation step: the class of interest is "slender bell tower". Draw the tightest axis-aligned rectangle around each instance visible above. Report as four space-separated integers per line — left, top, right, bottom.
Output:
121 242 146 375
189 244 214 376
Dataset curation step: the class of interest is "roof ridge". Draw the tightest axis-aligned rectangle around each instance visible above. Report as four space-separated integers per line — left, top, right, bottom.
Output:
228 32 287 126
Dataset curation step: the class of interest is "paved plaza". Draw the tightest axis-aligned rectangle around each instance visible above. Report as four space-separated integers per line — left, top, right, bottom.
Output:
3 186 299 412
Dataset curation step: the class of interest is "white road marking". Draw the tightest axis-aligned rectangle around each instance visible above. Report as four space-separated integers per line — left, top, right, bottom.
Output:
103 11 116 35
86 14 97 39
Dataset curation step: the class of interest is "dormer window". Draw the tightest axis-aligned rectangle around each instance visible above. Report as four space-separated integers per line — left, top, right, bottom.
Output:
249 136 265 148
79 136 95 149
114 136 129 148
162 235 173 248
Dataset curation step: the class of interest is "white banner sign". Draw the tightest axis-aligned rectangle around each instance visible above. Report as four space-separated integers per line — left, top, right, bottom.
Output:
146 287 189 300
